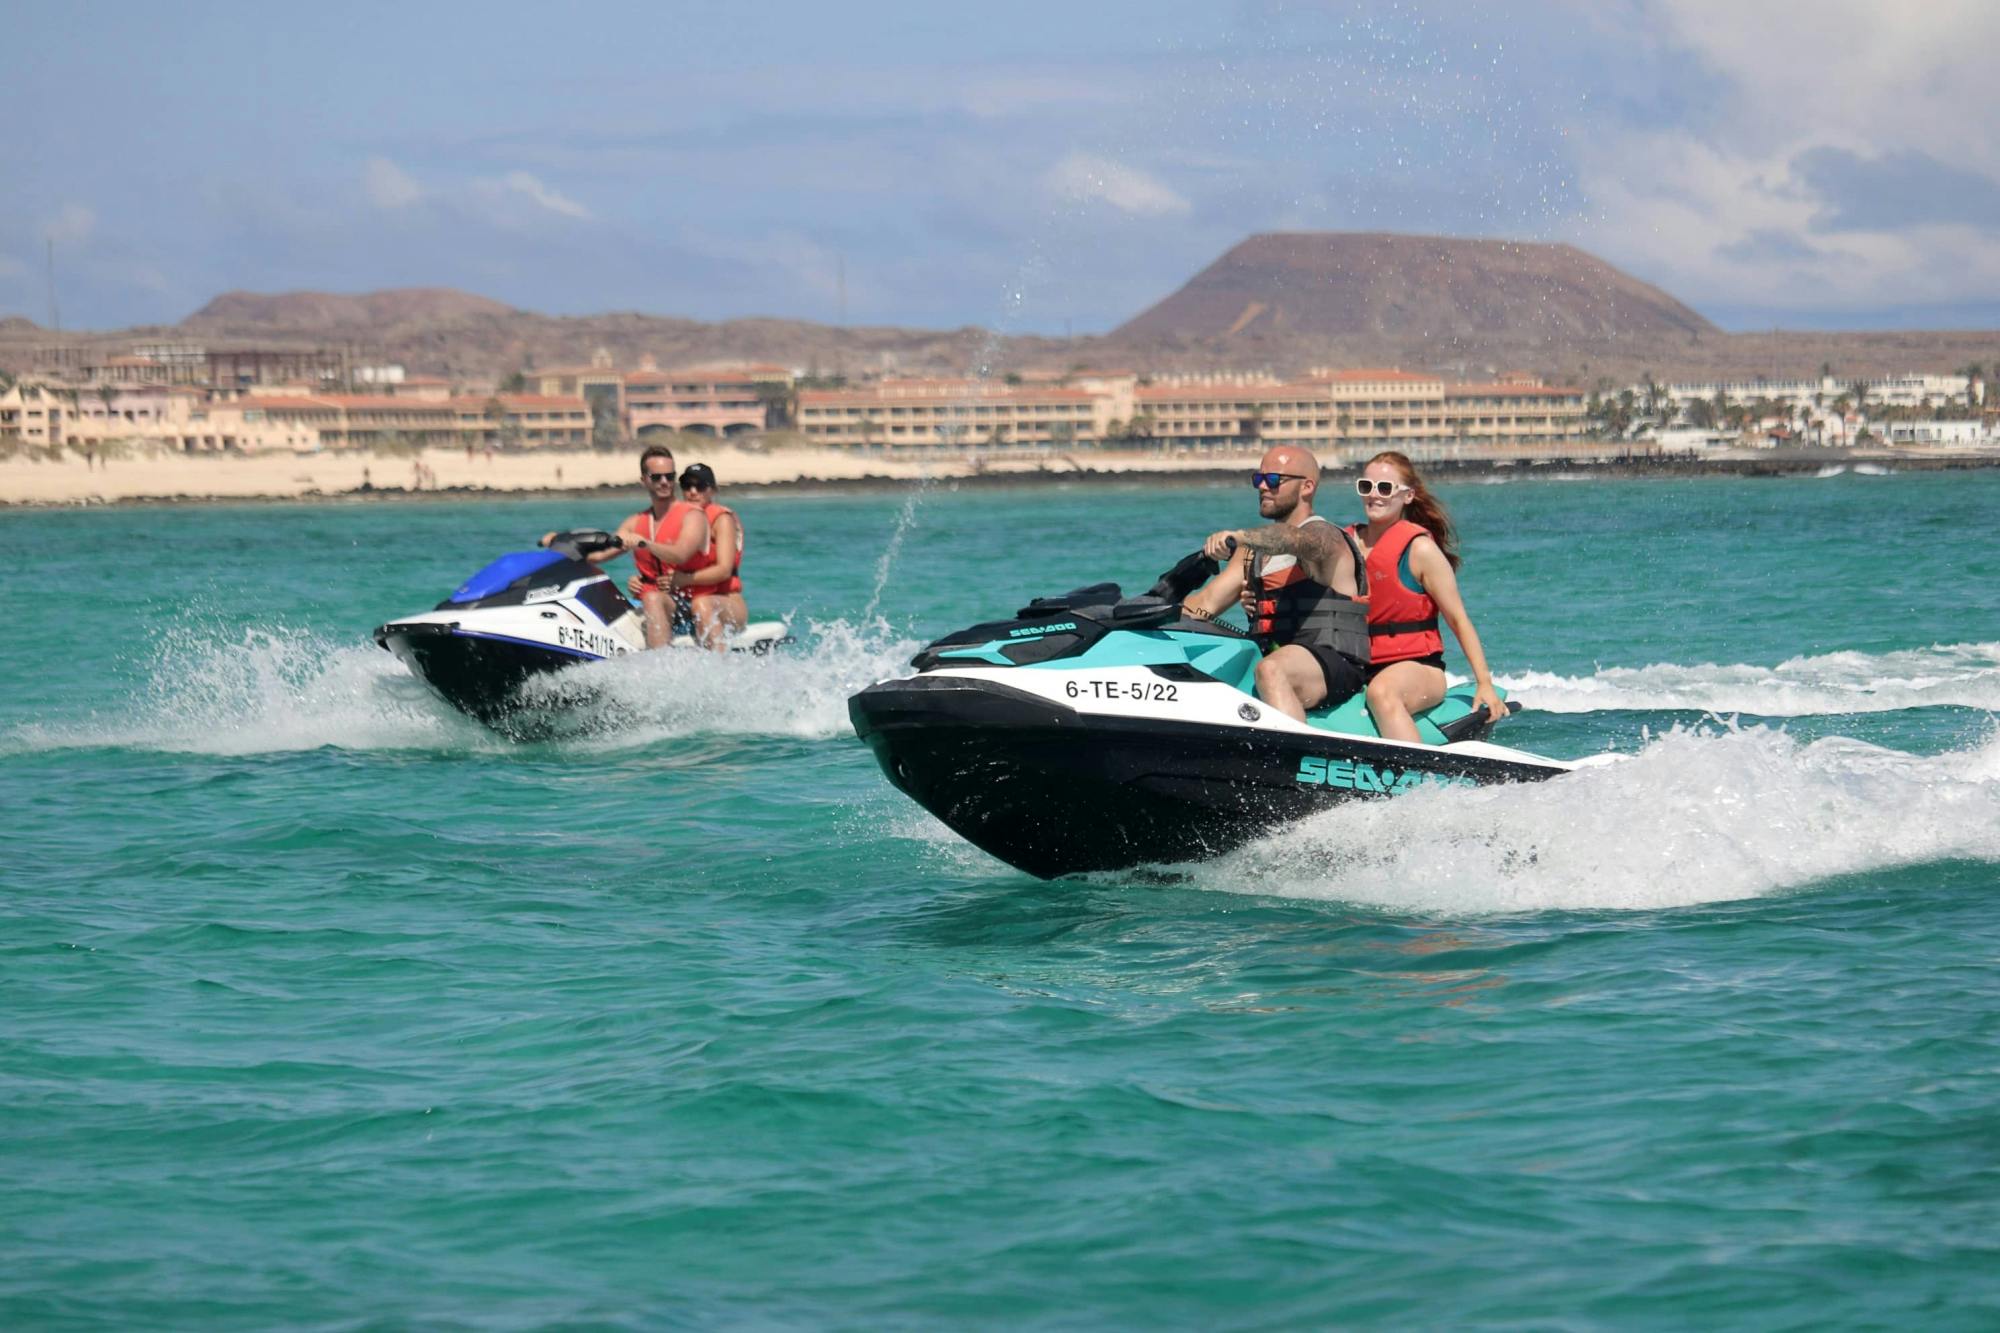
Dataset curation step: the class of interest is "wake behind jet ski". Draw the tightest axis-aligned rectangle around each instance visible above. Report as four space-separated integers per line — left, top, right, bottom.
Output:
849 546 1579 879
375 529 788 736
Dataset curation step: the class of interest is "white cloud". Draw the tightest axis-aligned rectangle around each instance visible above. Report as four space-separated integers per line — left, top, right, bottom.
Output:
500 170 591 220
1564 0 2000 317
1043 152 1190 217
363 156 423 210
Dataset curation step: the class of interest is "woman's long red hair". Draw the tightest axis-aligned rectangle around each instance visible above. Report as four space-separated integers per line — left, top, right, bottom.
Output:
1366 451 1460 569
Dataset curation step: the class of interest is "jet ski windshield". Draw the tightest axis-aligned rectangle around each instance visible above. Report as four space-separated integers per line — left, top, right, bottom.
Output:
446 550 574 605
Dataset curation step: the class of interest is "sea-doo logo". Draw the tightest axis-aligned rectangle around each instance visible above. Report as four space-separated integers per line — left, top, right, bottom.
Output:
1010 621 1077 638
1295 756 1477 792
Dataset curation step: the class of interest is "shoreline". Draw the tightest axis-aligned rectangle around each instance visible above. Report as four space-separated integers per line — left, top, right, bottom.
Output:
3 443 1996 511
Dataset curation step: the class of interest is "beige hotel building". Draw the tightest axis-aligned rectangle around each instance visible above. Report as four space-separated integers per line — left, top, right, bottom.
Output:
798 369 1587 451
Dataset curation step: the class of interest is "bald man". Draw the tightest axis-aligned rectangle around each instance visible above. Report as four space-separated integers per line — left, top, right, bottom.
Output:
1189 445 1368 721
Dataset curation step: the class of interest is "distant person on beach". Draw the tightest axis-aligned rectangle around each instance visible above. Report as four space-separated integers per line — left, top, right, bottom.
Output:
1343 450 1507 742
666 462 750 650
539 444 708 648
1187 445 1367 721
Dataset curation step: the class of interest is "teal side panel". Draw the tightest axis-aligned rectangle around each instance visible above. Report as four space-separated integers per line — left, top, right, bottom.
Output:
1305 683 1505 744
1019 629 1261 693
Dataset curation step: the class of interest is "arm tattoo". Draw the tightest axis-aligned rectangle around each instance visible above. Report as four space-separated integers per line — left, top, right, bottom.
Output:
1235 522 1342 565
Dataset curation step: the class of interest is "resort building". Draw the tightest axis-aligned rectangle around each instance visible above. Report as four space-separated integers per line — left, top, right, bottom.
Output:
625 365 784 438
1 380 591 453
796 376 1114 447
526 355 791 438
797 368 1587 451
1649 372 1977 413
229 393 591 449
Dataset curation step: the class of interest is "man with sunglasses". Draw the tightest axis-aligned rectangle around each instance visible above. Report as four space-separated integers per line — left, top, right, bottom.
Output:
543 444 710 647
1188 446 1368 721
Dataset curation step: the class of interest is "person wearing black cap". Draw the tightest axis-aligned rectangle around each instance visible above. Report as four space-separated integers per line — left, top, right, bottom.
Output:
665 461 750 649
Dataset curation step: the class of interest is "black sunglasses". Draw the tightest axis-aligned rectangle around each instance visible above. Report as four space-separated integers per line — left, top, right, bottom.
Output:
1251 471 1309 490
644 470 675 482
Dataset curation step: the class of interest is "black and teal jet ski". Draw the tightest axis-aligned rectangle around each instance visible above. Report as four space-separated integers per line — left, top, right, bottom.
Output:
848 547 1577 879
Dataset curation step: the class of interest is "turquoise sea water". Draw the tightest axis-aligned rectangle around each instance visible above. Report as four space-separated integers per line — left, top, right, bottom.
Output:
5 470 2000 1328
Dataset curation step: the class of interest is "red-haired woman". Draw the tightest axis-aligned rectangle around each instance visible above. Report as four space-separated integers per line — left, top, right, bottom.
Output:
1347 451 1507 743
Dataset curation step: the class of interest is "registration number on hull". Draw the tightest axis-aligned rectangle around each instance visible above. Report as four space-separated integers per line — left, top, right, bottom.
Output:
1064 678 1178 703
556 625 628 656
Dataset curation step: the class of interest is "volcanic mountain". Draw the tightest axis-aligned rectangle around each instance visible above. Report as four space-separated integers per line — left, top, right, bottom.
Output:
1110 232 1719 358
6 236 1994 386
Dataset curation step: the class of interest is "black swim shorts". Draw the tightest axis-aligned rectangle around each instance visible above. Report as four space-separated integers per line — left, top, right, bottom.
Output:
1304 644 1367 707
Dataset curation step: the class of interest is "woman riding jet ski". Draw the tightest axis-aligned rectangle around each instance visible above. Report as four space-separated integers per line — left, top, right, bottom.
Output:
374 529 787 736
848 545 1580 880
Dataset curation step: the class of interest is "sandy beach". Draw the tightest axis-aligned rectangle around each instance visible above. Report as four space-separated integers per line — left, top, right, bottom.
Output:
0 443 1275 506
3 440 1994 507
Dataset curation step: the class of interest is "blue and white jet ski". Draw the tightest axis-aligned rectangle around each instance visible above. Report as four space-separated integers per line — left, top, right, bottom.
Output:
849 547 1577 879
376 529 787 735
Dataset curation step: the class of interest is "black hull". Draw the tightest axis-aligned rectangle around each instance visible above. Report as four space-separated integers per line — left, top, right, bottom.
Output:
376 624 596 735
849 676 1564 880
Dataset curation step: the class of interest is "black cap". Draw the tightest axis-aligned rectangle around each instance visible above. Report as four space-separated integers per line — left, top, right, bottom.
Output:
678 462 717 489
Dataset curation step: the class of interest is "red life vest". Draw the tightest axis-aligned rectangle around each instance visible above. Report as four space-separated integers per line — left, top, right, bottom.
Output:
632 501 700 585
1349 519 1443 664
679 502 744 598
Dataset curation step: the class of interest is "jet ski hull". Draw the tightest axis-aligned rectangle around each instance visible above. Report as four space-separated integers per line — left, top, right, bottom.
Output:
850 673 1567 879
377 621 599 730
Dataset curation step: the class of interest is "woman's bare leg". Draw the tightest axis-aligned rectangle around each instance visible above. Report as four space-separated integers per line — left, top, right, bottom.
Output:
1365 661 1446 743
692 597 732 652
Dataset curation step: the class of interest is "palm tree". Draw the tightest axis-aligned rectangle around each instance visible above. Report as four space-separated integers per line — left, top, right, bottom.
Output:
754 380 797 430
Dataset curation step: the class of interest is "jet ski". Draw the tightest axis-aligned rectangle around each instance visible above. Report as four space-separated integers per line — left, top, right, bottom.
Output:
375 529 789 734
848 546 1577 879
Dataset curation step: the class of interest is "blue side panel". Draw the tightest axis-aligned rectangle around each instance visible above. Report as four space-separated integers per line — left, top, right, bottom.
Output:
449 550 567 604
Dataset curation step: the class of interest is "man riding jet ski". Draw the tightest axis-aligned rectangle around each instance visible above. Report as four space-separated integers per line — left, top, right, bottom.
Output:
374 529 787 736
848 544 1576 880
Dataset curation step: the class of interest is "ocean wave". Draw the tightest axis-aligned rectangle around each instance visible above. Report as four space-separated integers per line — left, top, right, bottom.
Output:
1201 722 2000 913
1500 641 2000 715
518 618 921 747
8 617 919 756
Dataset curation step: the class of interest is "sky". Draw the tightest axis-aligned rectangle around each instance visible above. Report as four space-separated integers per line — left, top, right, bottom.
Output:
6 0 2000 335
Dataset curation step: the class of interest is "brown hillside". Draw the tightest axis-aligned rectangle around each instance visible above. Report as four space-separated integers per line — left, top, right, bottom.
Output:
183 288 516 333
4 236 1997 388
1114 233 1717 345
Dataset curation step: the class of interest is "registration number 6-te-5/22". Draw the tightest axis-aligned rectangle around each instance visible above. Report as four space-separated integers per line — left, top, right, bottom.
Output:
1064 679 1178 703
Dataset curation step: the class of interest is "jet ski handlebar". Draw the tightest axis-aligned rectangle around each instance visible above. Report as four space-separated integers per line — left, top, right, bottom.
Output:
1143 544 1229 604
542 529 625 559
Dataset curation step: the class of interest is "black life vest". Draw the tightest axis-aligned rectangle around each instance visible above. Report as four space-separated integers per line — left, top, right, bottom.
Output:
1249 517 1370 667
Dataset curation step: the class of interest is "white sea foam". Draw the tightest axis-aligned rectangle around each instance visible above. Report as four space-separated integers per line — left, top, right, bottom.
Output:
10 617 919 755
7 622 490 756
1499 641 2000 715
520 618 921 746
1199 722 2000 913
